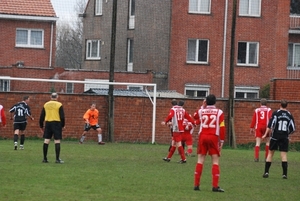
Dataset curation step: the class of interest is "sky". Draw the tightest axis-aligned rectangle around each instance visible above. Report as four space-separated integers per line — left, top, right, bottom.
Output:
51 0 82 22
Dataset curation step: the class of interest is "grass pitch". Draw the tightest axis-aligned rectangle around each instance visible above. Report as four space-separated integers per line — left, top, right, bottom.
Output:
0 140 299 201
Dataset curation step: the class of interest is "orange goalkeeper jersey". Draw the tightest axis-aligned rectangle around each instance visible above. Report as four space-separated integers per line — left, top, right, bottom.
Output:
83 109 99 126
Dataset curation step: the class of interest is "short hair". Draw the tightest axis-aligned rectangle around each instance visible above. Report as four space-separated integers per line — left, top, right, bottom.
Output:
23 96 29 101
51 93 58 99
178 100 185 106
206 94 216 105
280 99 288 108
260 98 267 106
171 99 177 106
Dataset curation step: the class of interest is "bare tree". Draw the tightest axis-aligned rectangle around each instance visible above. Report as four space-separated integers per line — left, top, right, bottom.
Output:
55 0 87 69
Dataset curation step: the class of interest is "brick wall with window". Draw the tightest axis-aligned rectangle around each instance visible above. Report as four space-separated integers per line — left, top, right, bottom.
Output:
0 19 56 67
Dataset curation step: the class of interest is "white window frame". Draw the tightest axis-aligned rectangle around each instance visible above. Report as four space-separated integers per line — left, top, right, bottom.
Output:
239 0 261 17
288 43 300 68
86 40 101 60
84 79 109 91
187 39 209 64
189 0 211 14
235 86 259 99
127 38 134 71
66 83 74 94
127 85 143 90
184 84 210 98
16 28 44 48
95 0 103 15
129 0 135 29
0 77 10 92
237 41 259 66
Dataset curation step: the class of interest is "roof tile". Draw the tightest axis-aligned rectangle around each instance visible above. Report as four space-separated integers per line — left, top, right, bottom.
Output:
0 0 56 17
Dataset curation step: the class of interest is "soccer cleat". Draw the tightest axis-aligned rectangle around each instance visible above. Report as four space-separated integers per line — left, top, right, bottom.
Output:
194 186 200 191
212 186 225 192
14 142 18 150
56 159 64 164
178 159 187 164
19 145 24 150
98 142 105 145
254 158 259 162
282 175 287 179
79 141 83 144
42 159 49 163
263 172 269 178
163 157 170 162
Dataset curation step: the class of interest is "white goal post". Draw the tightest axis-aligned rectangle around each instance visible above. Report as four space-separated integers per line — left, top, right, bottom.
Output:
0 76 157 143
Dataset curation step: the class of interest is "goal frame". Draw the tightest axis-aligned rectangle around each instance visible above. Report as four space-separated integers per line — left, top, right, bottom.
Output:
0 76 157 143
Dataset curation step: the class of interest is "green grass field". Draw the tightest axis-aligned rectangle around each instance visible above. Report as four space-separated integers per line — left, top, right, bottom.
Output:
0 140 299 201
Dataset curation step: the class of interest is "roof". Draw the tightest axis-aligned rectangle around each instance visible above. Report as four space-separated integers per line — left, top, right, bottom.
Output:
0 0 56 17
84 88 187 98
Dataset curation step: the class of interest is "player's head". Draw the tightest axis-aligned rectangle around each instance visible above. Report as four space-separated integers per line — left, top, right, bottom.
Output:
178 100 185 106
205 94 216 106
280 99 288 108
90 103 96 110
260 98 267 106
23 95 30 102
51 93 58 99
171 99 177 106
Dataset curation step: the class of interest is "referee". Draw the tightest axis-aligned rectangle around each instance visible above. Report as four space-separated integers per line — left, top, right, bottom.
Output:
39 93 65 164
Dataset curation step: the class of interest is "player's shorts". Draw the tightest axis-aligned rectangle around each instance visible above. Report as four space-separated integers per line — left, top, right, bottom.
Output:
197 134 220 156
43 121 62 140
269 138 289 152
84 123 100 131
181 132 193 146
13 122 27 131
255 127 268 138
172 132 182 142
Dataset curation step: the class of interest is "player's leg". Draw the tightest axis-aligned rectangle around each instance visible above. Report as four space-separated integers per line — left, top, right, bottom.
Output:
79 124 90 144
163 139 176 161
254 129 262 162
96 127 105 145
194 152 206 190
54 123 64 164
13 124 20 150
263 139 276 178
19 123 27 150
174 133 186 163
210 138 224 192
264 137 270 160
280 139 289 179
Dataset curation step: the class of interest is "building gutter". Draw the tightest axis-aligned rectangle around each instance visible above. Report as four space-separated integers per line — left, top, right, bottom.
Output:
0 14 58 22
221 0 229 97
49 22 54 68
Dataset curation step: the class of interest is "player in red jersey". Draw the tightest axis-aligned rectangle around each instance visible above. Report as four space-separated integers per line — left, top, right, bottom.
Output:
193 94 225 192
0 104 6 129
161 100 194 163
182 117 195 156
250 98 272 162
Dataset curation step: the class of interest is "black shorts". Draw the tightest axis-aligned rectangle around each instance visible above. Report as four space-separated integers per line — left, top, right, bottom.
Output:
43 122 62 140
13 122 27 131
84 124 100 131
269 138 289 152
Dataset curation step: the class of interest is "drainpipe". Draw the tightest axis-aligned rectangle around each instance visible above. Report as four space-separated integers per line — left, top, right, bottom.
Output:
221 0 228 97
49 22 54 68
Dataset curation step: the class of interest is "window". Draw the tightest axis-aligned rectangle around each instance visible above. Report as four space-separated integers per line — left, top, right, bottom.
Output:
239 0 261 17
0 78 10 92
84 79 109 91
235 86 259 99
288 43 300 68
185 84 210 98
237 42 259 66
127 85 143 90
16 29 44 48
187 39 209 63
291 0 300 15
129 0 135 29
86 40 100 60
189 0 211 14
127 39 134 71
95 0 103 15
66 83 74 94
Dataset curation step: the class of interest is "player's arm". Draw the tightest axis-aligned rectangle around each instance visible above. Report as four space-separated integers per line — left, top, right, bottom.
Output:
262 127 271 139
161 110 174 125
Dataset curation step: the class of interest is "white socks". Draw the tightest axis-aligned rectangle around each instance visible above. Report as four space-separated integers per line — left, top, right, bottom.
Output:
98 134 102 142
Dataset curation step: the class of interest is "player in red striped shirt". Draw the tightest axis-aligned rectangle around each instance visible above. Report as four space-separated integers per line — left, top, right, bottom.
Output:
250 98 272 162
161 100 194 163
193 94 225 192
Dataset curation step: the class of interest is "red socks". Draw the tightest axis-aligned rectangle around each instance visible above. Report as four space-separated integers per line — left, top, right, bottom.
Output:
178 146 186 160
212 164 220 188
167 146 176 158
194 163 203 186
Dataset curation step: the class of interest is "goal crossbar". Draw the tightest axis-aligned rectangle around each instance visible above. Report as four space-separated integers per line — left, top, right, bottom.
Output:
0 76 157 143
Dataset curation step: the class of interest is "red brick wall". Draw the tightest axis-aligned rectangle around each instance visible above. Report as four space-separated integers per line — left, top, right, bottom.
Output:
270 79 300 101
1 92 300 145
0 19 56 67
